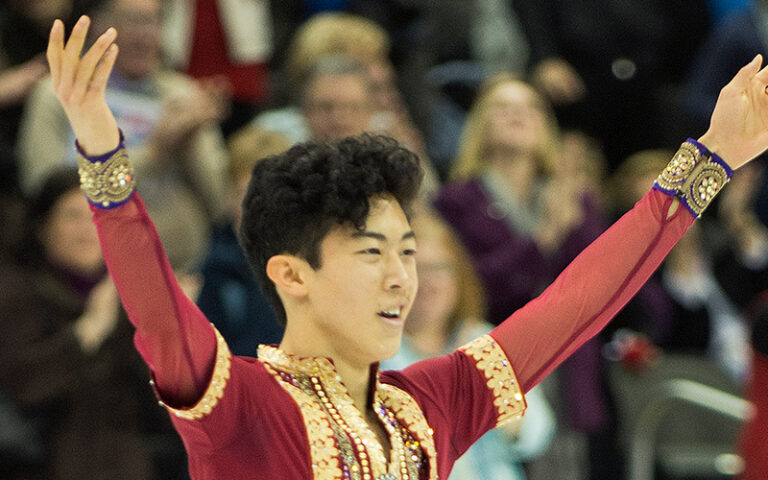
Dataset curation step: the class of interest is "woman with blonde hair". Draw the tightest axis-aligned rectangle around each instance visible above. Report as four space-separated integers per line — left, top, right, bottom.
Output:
436 74 606 324
434 75 618 478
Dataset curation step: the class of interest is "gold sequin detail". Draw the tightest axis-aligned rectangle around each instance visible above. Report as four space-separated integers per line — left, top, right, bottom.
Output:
459 335 526 427
162 327 231 420
258 345 431 480
378 383 438 479
262 363 342 480
655 140 730 217
78 147 136 208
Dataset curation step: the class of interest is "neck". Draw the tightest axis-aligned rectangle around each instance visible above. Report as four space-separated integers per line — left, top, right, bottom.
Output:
485 149 537 199
279 328 375 411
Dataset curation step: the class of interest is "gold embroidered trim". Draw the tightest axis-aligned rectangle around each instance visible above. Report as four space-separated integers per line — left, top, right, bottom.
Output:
258 345 430 479
262 362 343 480
655 140 730 217
78 147 136 208
459 335 526 427
378 383 438 480
163 327 231 420
259 345 389 479
258 344 340 377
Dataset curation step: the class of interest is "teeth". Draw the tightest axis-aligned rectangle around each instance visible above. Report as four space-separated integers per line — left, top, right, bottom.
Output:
379 309 401 318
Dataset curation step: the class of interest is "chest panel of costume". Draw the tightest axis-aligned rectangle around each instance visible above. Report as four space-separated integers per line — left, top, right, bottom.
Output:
258 345 437 480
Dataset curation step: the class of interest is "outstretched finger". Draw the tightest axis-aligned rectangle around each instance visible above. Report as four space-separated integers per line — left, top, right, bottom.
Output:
59 16 91 95
89 43 119 96
46 19 65 89
754 58 768 85
727 54 762 90
71 27 117 101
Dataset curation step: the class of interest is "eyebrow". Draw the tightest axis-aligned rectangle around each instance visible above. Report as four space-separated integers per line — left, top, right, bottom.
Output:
351 231 415 242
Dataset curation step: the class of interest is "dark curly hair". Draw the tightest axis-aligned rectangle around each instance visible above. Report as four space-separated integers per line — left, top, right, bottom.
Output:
239 133 423 325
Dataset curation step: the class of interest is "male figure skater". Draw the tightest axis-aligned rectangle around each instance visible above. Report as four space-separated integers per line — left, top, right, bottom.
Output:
49 15 768 479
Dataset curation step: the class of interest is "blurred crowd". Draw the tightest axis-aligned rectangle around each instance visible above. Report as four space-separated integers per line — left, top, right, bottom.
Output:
2 0 768 479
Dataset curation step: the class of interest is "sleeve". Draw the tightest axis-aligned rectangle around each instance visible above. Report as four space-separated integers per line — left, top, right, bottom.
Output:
492 188 693 392
493 135 734 392
382 348 525 473
81 140 219 407
388 188 691 468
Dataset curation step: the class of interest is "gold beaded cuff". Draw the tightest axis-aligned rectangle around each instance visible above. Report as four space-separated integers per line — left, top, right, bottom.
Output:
77 133 135 209
459 334 527 427
653 138 733 218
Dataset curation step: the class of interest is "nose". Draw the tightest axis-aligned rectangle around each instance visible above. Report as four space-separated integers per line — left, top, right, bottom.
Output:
384 252 414 291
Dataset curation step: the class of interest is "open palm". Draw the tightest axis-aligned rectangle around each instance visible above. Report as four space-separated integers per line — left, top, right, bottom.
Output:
701 54 768 169
47 16 120 155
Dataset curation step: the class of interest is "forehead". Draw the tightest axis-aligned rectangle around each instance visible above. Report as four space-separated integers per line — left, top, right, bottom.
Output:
307 73 370 98
488 82 541 106
327 196 412 242
110 0 160 16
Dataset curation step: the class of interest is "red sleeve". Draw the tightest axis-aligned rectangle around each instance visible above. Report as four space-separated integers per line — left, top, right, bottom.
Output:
739 351 768 480
491 189 694 392
92 194 216 406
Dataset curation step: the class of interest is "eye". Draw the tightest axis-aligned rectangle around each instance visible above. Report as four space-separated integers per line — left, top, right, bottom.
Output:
359 248 381 255
402 248 417 256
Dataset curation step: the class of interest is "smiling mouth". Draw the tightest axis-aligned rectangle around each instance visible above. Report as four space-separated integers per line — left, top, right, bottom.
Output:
378 308 402 320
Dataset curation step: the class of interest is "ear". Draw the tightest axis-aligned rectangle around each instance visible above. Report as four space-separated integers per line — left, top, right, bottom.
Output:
266 254 309 298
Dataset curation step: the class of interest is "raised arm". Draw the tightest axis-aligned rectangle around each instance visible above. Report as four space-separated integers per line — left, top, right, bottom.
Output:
47 16 217 406
492 54 768 391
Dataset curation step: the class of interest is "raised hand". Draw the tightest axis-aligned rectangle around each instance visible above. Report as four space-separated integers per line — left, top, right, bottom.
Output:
699 54 768 169
47 16 120 156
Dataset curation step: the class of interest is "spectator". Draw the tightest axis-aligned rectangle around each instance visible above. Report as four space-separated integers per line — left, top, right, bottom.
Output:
609 149 752 382
257 12 428 163
255 53 440 197
196 127 291 355
163 0 273 135
435 74 606 323
382 210 555 480
17 0 229 225
0 0 81 253
0 167 153 479
434 74 616 479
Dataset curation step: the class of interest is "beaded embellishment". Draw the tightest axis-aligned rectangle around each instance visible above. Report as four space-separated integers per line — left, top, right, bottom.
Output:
77 142 135 209
653 139 733 218
258 345 434 480
458 335 526 427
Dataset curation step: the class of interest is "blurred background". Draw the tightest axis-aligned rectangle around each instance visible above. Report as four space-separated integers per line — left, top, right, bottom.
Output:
1 0 767 479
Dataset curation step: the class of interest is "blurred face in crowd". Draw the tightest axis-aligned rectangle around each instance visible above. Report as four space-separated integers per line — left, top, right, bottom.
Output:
39 189 103 275
366 58 402 113
10 0 72 27
304 72 374 141
483 81 548 156
406 222 459 336
104 0 163 80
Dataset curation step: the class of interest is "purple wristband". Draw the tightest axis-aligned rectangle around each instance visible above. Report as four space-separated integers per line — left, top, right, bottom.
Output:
685 137 734 178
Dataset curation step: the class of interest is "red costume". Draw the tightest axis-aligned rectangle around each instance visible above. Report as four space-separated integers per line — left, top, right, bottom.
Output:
80 139 726 478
